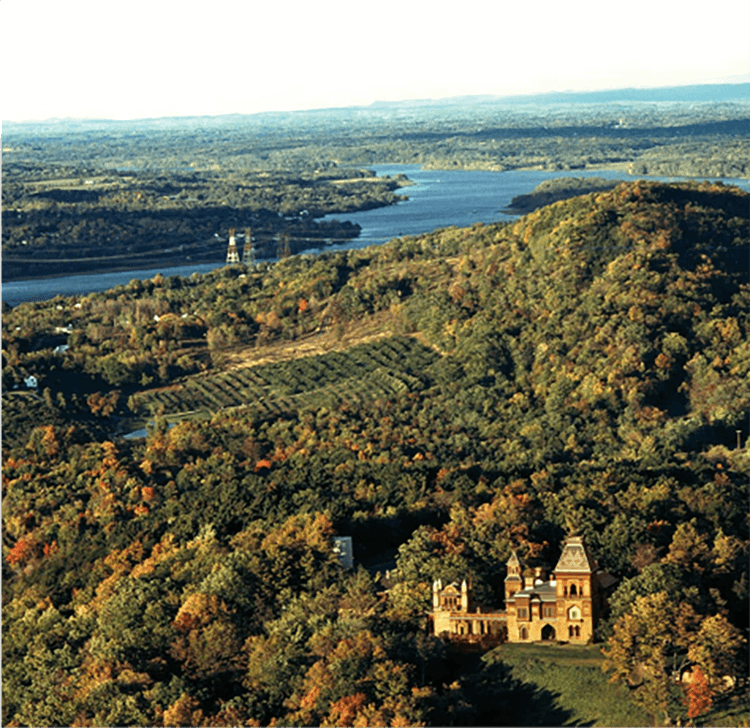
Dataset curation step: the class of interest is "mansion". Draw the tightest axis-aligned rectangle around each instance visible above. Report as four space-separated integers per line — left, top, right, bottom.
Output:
431 535 616 644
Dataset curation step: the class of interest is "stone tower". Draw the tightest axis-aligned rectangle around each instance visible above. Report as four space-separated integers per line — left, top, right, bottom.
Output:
460 579 470 611
432 579 442 610
553 535 598 643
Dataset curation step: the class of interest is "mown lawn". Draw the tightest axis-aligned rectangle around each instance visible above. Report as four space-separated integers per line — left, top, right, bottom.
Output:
481 642 651 727
480 643 748 727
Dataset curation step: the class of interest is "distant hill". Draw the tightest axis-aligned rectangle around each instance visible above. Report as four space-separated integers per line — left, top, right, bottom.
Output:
369 82 750 108
5 82 749 131
492 82 750 105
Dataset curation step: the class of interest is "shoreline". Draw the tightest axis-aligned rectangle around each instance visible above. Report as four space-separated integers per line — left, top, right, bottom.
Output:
5 167 748 292
2 256 240 285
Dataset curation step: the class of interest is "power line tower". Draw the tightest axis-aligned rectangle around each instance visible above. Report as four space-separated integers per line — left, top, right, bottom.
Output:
242 227 256 266
226 229 240 264
276 231 291 260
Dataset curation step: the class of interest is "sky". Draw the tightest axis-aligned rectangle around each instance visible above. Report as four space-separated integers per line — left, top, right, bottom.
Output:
2 0 749 121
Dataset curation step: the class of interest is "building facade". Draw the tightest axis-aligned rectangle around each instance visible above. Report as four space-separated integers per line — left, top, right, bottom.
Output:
431 535 616 644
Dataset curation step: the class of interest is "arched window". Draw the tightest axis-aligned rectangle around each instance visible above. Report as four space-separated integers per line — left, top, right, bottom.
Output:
568 605 581 621
574 625 580 637
568 625 574 638
563 585 568 597
570 583 577 596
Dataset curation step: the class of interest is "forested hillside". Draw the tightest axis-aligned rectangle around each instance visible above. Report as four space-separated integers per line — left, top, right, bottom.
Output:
2 181 748 726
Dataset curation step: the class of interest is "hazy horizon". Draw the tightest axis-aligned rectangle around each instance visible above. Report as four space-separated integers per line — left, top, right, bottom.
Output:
5 78 750 126
2 0 749 123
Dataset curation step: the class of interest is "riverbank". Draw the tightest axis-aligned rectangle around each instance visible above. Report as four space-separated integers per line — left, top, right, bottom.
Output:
5 165 750 306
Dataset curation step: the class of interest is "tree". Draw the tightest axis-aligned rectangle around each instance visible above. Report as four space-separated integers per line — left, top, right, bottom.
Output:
684 666 712 721
170 592 243 680
603 591 697 724
687 613 745 692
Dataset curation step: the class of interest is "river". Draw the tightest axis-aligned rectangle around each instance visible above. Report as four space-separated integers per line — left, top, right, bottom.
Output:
4 165 748 306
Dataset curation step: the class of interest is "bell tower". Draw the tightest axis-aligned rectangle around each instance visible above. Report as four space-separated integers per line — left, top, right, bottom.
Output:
504 551 524 604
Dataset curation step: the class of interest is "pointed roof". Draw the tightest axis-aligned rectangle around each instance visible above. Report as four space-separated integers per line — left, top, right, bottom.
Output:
554 535 597 573
505 550 523 581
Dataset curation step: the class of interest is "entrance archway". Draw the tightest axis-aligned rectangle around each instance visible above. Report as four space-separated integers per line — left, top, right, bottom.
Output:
541 624 556 641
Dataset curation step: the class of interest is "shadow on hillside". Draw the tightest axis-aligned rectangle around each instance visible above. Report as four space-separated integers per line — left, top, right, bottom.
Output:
32 188 103 203
469 660 581 727
441 646 581 727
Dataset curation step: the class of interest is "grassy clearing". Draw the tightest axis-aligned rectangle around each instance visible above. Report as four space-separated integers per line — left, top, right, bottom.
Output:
481 643 749 727
222 309 407 370
483 643 651 727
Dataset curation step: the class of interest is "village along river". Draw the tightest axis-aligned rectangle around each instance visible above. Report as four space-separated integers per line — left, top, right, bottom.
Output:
4 165 749 306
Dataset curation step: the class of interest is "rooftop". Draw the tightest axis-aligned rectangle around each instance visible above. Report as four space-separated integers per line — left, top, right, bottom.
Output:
554 535 598 573
508 580 558 603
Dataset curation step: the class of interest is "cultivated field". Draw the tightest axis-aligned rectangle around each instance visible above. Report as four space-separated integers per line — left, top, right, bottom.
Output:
128 335 439 418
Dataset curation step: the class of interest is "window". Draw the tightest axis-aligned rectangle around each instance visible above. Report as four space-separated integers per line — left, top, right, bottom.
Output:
568 605 581 621
543 605 555 618
520 626 528 640
570 583 578 596
517 607 528 619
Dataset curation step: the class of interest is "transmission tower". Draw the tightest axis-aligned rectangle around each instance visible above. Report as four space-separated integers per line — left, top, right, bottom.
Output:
276 231 291 259
242 228 256 266
226 229 240 264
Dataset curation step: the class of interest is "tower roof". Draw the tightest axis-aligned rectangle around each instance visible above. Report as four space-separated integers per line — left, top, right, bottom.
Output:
506 551 521 567
554 535 597 573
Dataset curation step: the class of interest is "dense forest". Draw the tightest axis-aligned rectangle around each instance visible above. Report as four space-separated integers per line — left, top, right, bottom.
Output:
3 180 749 726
